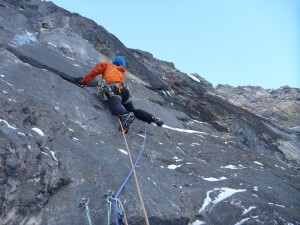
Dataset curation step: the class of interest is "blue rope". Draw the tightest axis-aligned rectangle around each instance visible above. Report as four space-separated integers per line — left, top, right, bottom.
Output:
112 124 147 225
115 124 147 199
113 201 119 225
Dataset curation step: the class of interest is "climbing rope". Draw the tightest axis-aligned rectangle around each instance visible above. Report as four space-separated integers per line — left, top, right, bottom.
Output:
79 198 93 225
105 124 148 225
118 122 150 225
80 125 148 225
105 125 147 225
106 192 113 225
115 125 147 198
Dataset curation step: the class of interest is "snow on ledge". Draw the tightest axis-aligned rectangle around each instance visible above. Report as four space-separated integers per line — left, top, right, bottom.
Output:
32 127 44 136
162 124 207 135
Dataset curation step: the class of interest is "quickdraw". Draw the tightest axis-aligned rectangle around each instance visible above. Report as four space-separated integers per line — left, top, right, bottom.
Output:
79 198 93 225
105 190 128 225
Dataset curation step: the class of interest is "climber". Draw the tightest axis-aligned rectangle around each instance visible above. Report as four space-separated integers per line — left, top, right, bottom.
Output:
79 56 164 133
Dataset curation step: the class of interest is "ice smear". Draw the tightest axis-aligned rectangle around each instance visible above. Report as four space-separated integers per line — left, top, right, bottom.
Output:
12 31 37 46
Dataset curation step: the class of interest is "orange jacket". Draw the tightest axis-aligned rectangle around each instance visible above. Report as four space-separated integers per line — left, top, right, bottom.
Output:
80 62 125 85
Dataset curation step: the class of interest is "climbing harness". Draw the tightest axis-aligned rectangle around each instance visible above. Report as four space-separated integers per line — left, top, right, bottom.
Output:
98 79 112 100
98 80 124 100
79 198 93 225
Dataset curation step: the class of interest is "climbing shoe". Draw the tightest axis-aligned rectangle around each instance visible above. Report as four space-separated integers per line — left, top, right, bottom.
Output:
119 112 135 134
152 116 164 127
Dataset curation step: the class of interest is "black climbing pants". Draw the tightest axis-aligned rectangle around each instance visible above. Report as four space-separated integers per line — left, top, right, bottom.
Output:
106 86 153 123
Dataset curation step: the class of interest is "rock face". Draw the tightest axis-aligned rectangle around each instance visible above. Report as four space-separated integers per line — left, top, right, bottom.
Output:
215 85 300 130
0 1 299 225
215 85 300 166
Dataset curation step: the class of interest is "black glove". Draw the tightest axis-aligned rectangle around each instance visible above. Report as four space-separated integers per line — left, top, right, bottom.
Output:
74 78 86 87
78 83 86 88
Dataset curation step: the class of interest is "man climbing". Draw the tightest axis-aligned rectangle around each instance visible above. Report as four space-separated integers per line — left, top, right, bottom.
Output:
79 56 164 133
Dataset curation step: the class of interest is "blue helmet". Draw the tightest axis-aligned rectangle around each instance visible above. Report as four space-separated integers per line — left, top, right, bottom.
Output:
112 56 126 68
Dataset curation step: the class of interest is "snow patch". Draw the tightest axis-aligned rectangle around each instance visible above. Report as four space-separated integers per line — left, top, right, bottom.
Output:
192 220 206 225
137 134 146 138
220 165 246 170
202 176 228 182
0 119 17 129
199 187 247 213
234 218 250 225
268 203 285 208
32 127 44 136
187 73 200 82
242 206 256 215
66 56 75 61
0 79 14 86
254 161 263 166
162 90 173 97
167 164 182 170
50 151 59 163
7 98 17 102
17 132 26 136
162 124 207 135
47 42 57 47
118 149 128 155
